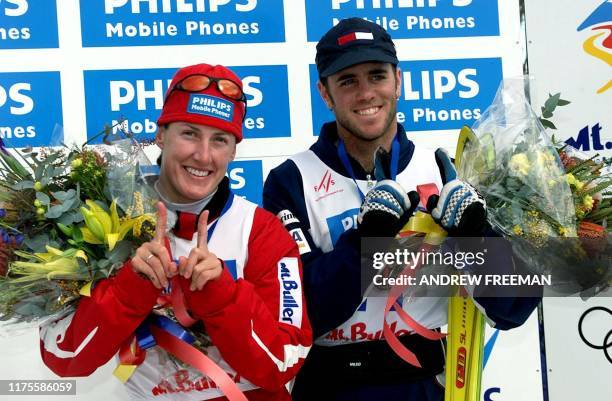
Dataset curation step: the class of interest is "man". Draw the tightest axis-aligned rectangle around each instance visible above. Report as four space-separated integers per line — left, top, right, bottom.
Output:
263 18 538 401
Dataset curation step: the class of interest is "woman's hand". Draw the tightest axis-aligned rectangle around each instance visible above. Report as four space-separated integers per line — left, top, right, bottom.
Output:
178 210 223 291
131 202 178 289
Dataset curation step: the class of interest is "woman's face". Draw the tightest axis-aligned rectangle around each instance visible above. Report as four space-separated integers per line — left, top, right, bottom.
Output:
156 122 236 203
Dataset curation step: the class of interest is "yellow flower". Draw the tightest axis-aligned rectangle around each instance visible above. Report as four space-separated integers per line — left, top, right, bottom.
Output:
10 246 88 282
509 153 530 176
536 151 552 167
133 191 145 216
512 225 523 235
132 214 156 237
80 199 136 251
80 199 155 250
565 173 585 190
536 151 555 166
583 195 594 211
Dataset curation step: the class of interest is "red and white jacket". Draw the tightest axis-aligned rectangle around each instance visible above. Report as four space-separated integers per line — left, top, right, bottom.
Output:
40 184 312 401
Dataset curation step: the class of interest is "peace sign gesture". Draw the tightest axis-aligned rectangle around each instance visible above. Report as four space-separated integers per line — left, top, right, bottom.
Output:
131 202 177 289
178 210 223 291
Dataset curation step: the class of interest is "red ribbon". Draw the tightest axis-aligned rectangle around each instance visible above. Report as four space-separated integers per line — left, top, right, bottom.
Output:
416 183 440 209
150 324 249 401
118 336 146 366
169 276 198 328
118 276 247 401
382 183 447 367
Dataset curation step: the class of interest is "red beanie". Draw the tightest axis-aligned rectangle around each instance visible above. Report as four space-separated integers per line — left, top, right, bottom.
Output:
157 64 245 142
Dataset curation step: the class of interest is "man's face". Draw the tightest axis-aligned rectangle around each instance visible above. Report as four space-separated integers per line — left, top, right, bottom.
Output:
318 62 401 143
155 122 236 203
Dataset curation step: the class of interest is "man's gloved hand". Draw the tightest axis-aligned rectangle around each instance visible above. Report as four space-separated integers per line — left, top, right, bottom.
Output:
426 148 487 236
357 147 419 237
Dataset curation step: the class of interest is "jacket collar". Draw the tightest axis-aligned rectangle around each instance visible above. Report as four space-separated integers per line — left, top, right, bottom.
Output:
173 177 231 240
310 121 415 180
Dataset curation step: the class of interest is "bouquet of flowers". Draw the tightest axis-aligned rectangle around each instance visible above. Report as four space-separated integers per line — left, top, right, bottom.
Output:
0 131 158 331
556 144 611 235
456 80 611 294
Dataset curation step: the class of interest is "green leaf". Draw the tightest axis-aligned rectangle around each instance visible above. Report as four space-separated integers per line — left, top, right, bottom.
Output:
45 204 64 219
540 119 557 130
57 211 78 226
11 180 34 190
72 225 83 242
40 151 62 167
59 198 76 213
544 93 561 112
52 191 69 201
34 160 45 181
56 223 73 236
23 234 51 253
0 152 29 178
106 241 132 265
51 167 66 177
584 180 612 196
36 192 51 205
541 107 553 119
557 98 571 106
73 211 84 223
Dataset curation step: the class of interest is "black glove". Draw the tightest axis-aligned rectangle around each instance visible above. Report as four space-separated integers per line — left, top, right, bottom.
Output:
357 147 420 237
426 148 487 236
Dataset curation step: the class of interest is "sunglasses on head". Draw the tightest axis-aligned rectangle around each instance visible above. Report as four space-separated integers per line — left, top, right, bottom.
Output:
165 74 248 120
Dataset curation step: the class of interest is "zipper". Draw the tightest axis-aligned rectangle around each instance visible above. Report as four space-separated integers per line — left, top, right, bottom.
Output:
366 174 375 189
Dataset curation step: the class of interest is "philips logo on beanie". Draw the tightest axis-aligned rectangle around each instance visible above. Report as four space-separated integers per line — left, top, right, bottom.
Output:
0 0 59 49
188 94 234 122
278 257 302 328
305 0 499 41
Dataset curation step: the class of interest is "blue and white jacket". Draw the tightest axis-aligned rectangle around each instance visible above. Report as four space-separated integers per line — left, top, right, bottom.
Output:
263 122 540 344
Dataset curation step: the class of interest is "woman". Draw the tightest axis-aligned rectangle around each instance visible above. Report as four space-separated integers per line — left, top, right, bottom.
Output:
39 63 312 401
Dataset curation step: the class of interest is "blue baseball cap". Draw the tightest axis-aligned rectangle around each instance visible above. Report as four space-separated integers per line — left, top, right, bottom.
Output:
316 18 399 78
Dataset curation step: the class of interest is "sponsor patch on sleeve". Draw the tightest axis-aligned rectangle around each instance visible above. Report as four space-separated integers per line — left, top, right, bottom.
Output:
187 94 234 122
277 209 300 226
277 257 302 328
289 228 311 255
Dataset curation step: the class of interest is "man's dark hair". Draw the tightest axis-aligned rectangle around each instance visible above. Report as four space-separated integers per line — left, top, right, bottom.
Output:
319 64 398 93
